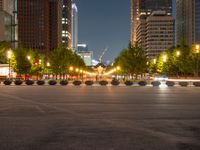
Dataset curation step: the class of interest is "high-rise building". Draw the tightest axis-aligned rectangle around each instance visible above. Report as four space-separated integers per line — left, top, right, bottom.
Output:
131 0 172 44
62 0 72 48
0 0 14 43
131 0 174 58
17 0 62 54
77 50 93 66
72 3 78 51
176 0 200 46
139 11 174 58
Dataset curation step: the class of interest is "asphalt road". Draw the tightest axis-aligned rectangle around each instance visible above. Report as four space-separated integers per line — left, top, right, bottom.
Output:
0 86 200 150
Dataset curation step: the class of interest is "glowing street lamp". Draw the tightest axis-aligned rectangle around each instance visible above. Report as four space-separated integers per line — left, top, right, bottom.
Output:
47 62 50 67
27 55 31 60
163 55 167 62
153 58 157 64
196 45 200 54
7 50 12 78
176 51 180 57
116 66 120 70
75 68 79 72
69 66 73 71
46 62 50 79
195 44 200 77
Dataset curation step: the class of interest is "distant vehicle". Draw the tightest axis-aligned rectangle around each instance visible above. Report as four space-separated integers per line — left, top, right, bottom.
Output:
154 75 168 81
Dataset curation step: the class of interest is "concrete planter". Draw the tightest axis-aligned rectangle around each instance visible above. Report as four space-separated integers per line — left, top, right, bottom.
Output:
4 79 12 85
60 80 68 86
138 81 147 86
151 81 161 87
166 81 175 87
99 80 108 86
25 80 34 85
124 80 133 86
73 80 82 86
193 82 200 87
14 80 23 85
111 80 120 86
37 80 45 85
48 80 57 85
179 82 188 87
85 80 94 86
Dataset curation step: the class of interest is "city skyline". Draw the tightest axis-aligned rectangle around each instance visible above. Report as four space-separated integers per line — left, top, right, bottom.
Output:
74 0 130 62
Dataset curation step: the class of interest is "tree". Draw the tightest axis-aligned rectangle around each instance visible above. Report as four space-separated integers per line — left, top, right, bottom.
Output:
176 40 193 76
48 45 85 79
11 47 32 76
114 42 147 79
0 41 11 63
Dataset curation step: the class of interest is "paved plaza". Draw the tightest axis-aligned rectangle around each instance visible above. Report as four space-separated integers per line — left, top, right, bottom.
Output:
0 86 200 150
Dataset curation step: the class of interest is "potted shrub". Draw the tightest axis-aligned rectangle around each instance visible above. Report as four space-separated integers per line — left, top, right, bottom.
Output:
37 80 45 85
14 79 23 85
166 81 175 87
73 80 82 86
138 81 147 86
179 81 188 87
193 82 200 87
111 80 120 86
25 80 34 85
124 80 133 86
60 80 68 86
99 80 108 86
151 81 161 87
85 80 94 86
48 80 57 85
3 79 12 85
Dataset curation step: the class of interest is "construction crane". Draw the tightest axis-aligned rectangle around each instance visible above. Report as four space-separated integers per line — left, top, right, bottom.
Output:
98 48 108 63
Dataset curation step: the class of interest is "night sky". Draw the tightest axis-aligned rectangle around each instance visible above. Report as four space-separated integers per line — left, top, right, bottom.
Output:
73 0 130 63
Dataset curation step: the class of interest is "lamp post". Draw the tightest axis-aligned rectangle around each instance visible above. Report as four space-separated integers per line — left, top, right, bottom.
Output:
163 55 167 63
69 66 74 80
195 44 200 77
27 55 31 60
75 68 79 80
47 62 50 79
7 50 12 79
176 51 180 57
153 58 157 64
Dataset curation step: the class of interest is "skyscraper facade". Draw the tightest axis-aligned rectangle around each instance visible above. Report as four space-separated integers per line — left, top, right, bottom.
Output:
17 0 62 54
72 3 78 51
62 0 72 48
145 11 174 57
196 0 200 43
131 0 174 58
0 0 14 42
131 0 172 44
176 0 200 46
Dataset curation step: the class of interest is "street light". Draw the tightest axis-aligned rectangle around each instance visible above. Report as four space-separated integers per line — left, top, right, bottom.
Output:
7 50 12 79
195 44 200 77
47 62 50 67
153 58 157 64
75 68 79 72
27 55 31 60
39 59 42 65
46 62 50 79
176 51 180 57
69 66 74 71
116 66 121 70
163 55 167 62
